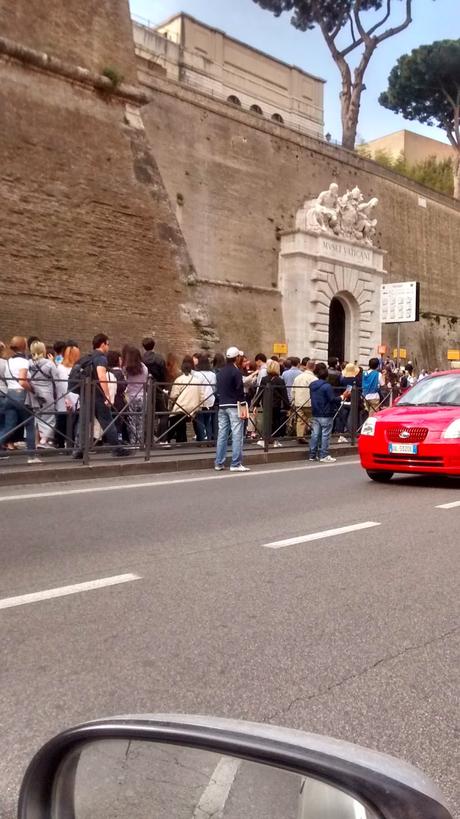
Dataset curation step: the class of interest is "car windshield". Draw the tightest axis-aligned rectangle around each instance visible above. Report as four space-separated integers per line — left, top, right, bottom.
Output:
398 374 460 406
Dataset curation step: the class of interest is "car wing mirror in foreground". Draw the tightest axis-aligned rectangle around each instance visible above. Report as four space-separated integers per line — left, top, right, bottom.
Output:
18 714 452 819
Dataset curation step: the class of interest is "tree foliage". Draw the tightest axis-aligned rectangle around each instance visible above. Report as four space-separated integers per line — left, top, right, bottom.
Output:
252 1 415 149
379 40 460 197
359 148 454 196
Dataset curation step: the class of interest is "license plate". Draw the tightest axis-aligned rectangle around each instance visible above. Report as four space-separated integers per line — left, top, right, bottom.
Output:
389 443 418 454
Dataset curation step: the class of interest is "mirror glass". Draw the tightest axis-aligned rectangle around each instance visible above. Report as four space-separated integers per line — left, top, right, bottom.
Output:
52 739 378 819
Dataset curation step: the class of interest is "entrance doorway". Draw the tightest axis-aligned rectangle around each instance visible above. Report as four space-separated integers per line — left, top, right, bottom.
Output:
328 297 345 362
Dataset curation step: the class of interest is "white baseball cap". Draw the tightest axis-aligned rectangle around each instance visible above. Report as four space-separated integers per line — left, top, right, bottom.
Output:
226 346 241 358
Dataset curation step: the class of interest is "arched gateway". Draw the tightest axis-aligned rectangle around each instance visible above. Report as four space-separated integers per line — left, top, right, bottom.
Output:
278 184 386 364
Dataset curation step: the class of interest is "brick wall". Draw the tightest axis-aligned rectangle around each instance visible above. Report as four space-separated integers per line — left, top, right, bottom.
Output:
0 59 202 355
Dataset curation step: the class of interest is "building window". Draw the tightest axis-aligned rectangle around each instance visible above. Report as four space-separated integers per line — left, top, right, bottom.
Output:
227 95 241 106
271 113 284 124
250 104 263 116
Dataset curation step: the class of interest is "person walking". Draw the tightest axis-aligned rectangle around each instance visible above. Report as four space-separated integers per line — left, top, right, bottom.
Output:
168 357 204 443
292 359 317 442
254 359 291 447
362 357 384 416
28 340 59 448
142 336 168 446
214 346 250 472
309 362 342 463
55 341 81 449
122 345 148 446
0 337 36 462
194 353 217 442
72 333 130 458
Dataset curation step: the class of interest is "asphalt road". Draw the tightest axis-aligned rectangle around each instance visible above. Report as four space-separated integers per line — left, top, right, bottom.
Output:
1 456 459 818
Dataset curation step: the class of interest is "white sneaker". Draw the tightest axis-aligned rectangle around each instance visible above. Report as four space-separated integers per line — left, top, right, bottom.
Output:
256 440 265 447
214 465 225 471
230 464 250 472
338 436 349 444
38 441 54 449
273 440 283 448
320 455 336 463
27 457 43 464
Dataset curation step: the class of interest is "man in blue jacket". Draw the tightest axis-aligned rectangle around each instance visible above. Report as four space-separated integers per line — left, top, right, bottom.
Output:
214 346 250 472
309 362 343 463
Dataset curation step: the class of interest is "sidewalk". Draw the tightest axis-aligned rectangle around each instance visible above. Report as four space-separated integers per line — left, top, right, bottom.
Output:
0 441 357 487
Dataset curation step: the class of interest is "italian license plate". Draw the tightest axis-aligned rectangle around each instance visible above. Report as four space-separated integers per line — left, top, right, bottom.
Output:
389 443 418 454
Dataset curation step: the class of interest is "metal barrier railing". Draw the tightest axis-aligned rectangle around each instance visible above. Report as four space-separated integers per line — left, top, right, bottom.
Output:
0 371 389 466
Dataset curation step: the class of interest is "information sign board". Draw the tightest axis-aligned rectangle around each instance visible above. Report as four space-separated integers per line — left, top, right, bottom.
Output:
381 281 420 324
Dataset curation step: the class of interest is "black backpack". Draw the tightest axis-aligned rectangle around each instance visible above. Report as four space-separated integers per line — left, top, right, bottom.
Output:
67 353 97 394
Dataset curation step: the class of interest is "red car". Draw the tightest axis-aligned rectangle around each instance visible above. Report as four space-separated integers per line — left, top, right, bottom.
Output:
359 371 460 482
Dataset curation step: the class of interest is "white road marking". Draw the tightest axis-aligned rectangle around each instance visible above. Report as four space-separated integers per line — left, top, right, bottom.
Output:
0 573 141 610
263 521 381 549
0 459 360 503
435 500 460 509
193 756 241 819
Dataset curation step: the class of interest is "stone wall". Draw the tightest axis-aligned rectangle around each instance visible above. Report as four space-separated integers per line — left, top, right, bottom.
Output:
0 0 138 82
141 73 460 367
0 7 205 355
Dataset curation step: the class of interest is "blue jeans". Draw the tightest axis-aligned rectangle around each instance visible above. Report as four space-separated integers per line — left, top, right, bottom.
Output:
195 410 214 442
310 416 334 460
0 390 35 450
215 407 244 467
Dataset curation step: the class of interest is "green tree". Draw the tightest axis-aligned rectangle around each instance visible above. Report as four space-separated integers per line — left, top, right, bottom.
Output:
358 147 454 195
251 1 416 150
379 40 460 199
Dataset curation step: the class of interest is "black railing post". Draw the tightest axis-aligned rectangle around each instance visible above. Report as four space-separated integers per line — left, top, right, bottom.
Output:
144 377 154 462
81 376 92 465
349 384 359 446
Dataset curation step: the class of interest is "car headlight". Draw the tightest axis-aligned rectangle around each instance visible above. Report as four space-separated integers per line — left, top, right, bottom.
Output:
442 419 460 439
361 417 377 436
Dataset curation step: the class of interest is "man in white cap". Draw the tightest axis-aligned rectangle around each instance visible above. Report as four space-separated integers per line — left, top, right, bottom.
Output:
214 346 250 472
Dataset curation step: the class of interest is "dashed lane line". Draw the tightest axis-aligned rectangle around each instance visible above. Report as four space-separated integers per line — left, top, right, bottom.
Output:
263 521 381 549
0 573 141 610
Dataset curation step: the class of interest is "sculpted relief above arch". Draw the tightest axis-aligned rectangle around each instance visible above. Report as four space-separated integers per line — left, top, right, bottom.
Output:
295 183 379 247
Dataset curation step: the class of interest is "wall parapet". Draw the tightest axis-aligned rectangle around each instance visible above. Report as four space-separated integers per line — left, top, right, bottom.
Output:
0 35 150 105
140 70 460 213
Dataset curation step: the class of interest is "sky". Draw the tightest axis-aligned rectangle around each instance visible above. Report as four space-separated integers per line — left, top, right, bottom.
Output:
128 0 458 145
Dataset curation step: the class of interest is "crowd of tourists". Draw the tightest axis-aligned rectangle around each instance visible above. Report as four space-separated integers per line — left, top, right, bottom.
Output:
0 332 430 466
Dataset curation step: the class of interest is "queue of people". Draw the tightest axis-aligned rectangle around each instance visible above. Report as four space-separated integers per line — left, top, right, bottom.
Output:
0 333 430 466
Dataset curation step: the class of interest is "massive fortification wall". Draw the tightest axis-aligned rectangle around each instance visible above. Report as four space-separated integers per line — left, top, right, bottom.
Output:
141 74 460 367
0 1 203 353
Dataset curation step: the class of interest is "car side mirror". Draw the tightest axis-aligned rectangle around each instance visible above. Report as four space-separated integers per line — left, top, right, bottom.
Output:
18 714 452 819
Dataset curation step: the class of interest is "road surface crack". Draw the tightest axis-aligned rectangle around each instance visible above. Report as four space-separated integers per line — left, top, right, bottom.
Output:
265 621 460 722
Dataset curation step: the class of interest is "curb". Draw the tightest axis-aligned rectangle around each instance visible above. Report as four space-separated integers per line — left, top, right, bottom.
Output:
0 444 357 488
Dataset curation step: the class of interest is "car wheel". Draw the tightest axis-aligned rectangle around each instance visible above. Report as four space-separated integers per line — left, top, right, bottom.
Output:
366 470 394 483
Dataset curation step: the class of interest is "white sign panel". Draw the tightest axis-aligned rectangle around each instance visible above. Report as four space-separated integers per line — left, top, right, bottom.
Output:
381 281 419 324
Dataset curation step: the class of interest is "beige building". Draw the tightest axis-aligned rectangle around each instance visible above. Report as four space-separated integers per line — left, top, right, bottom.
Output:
364 129 455 164
132 12 324 138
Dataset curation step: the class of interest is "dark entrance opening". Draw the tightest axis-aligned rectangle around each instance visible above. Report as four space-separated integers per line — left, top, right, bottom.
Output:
328 297 346 362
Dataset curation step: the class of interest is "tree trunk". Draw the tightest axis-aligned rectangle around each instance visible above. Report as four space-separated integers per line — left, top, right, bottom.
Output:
453 152 460 200
341 84 362 151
